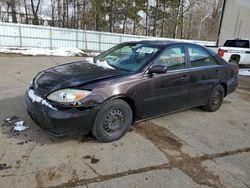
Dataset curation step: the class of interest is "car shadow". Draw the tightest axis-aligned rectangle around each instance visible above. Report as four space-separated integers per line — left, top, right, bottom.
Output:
0 95 98 145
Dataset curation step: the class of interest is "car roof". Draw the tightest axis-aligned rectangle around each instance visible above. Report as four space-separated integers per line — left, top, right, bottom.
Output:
127 40 202 47
125 40 217 56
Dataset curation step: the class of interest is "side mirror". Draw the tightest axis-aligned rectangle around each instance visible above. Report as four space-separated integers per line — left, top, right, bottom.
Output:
148 65 167 75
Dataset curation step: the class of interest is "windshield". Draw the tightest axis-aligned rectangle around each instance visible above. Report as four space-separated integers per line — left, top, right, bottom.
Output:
95 43 160 72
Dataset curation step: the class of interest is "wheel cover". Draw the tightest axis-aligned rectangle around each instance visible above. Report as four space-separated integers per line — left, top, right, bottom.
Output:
103 109 125 134
212 90 221 106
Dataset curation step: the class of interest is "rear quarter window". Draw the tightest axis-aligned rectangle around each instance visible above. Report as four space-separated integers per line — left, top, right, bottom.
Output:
224 40 250 48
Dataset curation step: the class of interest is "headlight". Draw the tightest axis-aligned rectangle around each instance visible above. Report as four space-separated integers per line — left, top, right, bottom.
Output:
47 89 91 104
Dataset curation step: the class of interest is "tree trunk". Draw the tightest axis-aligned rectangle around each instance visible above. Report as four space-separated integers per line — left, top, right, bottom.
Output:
109 0 114 32
8 0 17 23
62 0 66 27
24 0 29 24
161 2 166 37
133 19 136 35
152 0 159 36
172 0 181 38
95 12 100 31
57 0 61 27
122 15 127 34
179 0 184 39
51 0 55 26
66 0 69 27
30 0 41 25
76 0 80 29
145 1 148 36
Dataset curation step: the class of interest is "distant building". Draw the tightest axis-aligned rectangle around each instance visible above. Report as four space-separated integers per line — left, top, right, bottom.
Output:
218 0 250 45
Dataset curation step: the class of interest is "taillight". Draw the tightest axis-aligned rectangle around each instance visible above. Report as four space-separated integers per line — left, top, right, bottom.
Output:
218 48 224 57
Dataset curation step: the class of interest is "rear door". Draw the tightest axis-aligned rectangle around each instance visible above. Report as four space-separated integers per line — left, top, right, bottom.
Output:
185 45 221 107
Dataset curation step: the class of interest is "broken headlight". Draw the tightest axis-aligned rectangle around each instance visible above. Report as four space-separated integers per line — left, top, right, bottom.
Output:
47 89 91 104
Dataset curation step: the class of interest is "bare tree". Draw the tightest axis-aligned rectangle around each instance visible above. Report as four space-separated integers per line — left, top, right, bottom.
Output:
30 0 41 25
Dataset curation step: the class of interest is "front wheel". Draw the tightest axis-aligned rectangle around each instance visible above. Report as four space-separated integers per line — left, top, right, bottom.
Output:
203 85 224 112
91 99 132 142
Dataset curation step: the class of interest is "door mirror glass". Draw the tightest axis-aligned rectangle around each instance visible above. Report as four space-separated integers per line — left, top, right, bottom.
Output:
148 65 167 74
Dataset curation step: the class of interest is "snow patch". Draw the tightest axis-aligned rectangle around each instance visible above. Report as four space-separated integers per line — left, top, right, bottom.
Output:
85 57 114 69
28 89 57 110
239 69 250 76
13 121 28 132
86 57 94 64
5 118 11 123
0 47 99 57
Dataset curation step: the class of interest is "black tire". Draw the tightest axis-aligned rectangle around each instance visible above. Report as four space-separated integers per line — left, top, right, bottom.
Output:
91 99 132 142
203 85 224 112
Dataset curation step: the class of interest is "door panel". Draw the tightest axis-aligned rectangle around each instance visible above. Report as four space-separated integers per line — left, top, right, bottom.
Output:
138 70 189 118
187 67 220 106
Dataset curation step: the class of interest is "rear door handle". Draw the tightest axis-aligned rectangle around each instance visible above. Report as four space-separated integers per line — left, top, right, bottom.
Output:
181 75 190 81
215 69 219 75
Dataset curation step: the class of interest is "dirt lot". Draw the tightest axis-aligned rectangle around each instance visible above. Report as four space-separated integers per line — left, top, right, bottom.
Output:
0 55 249 188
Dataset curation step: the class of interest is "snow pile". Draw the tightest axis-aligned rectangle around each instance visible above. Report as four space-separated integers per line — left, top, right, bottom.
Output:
85 57 114 69
0 47 99 57
13 121 28 132
239 69 250 76
28 89 57 110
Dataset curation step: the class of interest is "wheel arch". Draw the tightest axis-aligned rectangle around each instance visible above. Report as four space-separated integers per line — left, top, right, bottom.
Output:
220 82 228 96
105 95 136 122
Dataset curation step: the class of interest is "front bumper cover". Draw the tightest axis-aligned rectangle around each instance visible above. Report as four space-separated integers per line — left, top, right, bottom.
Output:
25 90 97 137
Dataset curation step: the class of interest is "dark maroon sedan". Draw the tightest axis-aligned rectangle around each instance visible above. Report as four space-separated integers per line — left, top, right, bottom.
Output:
26 41 238 142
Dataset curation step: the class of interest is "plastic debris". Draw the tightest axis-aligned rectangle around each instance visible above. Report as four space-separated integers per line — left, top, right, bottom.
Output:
13 121 28 132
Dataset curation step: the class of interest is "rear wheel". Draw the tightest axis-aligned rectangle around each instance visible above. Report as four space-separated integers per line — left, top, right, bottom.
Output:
91 99 132 142
203 85 224 112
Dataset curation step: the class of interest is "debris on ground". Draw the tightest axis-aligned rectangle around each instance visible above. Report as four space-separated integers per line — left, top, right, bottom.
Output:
13 121 28 132
17 141 28 145
0 164 12 170
82 155 100 164
5 116 19 124
3 116 29 133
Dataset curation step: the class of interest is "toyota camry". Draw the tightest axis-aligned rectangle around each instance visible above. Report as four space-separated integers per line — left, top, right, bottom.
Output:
26 41 238 142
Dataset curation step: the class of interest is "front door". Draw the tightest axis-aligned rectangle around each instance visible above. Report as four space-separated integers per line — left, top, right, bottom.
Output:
138 45 190 118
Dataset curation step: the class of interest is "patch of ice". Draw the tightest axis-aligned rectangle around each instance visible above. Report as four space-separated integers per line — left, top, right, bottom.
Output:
13 121 28 132
239 69 250 76
28 89 57 110
85 58 114 69
86 57 94 64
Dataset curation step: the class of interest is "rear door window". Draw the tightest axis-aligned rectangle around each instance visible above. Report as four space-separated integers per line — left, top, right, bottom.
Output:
224 40 250 48
187 46 213 67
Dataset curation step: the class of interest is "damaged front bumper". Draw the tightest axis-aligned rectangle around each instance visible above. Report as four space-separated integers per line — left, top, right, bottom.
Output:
25 90 97 137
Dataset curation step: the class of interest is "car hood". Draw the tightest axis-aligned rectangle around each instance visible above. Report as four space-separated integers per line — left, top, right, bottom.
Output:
32 60 127 97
